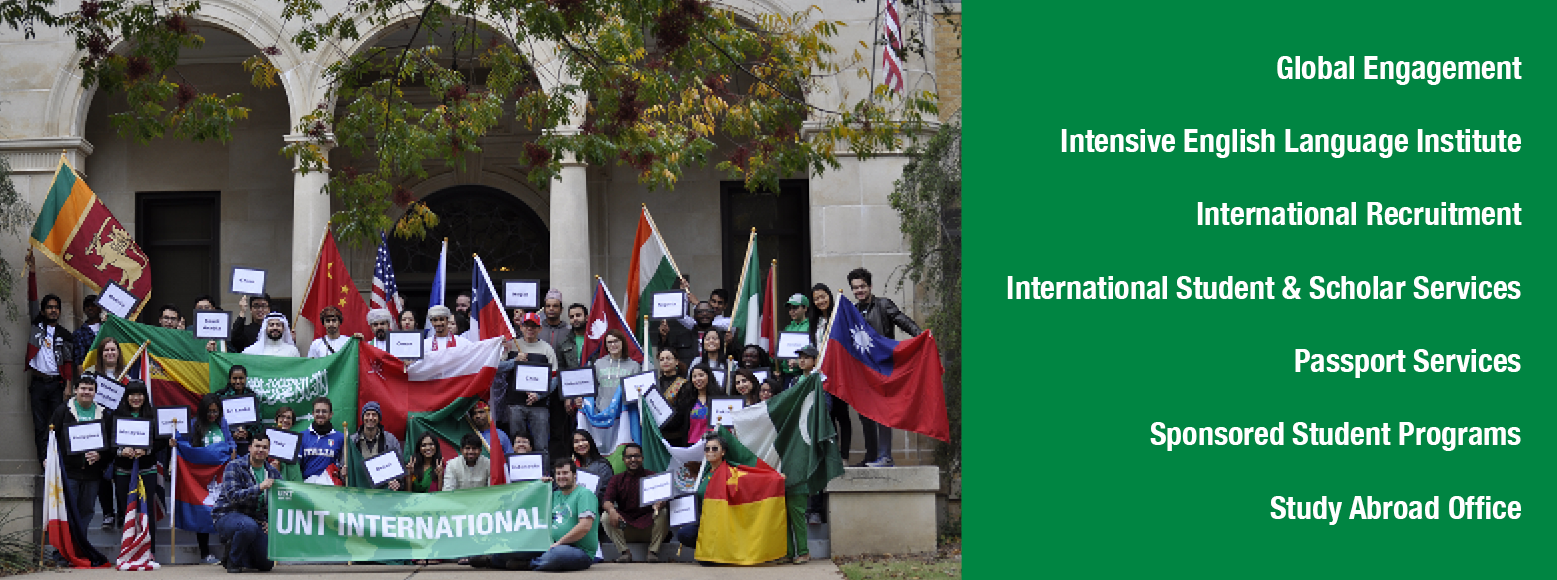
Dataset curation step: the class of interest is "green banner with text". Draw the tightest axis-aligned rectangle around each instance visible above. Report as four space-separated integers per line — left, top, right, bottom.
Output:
267 480 552 561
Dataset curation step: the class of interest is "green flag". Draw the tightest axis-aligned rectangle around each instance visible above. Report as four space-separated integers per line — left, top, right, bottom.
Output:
725 374 843 495
730 234 762 345
209 342 361 432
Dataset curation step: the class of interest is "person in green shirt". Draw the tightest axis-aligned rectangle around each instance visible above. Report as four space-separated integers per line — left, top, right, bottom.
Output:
265 406 304 482
485 458 598 571
779 294 811 376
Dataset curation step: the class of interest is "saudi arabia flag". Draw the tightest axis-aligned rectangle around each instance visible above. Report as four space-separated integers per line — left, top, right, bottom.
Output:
624 207 681 326
727 374 844 495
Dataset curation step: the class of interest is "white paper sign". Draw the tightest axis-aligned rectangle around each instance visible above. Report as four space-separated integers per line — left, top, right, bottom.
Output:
230 267 267 296
93 375 125 410
710 369 726 391
222 395 259 426
512 363 550 392
114 418 152 448
622 372 656 403
193 311 231 340
643 388 674 427
99 282 139 320
559 368 596 398
650 291 687 320
156 406 189 438
669 495 698 526
639 472 674 506
710 398 745 427
266 429 300 462
775 332 811 359
365 452 406 486
66 422 106 454
507 454 545 481
753 369 770 383
575 470 600 493
388 331 423 359
503 280 539 310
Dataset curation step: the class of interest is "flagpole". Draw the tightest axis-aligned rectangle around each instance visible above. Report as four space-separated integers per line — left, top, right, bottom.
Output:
341 421 351 488
812 292 846 369
642 315 651 364
769 260 779 347
39 425 51 568
168 420 180 565
640 206 685 279
728 228 756 330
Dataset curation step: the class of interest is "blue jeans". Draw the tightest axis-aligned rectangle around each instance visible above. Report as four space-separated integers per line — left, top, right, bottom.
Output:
674 523 700 549
532 545 593 571
216 513 274 571
63 478 99 526
507 405 550 453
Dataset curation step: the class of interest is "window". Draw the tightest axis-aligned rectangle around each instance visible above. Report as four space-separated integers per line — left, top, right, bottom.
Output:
134 192 220 324
720 180 811 301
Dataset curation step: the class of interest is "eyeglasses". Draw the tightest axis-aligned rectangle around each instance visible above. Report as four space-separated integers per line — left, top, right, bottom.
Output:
322 318 341 323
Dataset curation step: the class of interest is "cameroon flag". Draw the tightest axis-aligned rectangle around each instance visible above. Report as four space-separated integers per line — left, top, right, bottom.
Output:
30 158 152 317
695 459 788 565
84 315 210 410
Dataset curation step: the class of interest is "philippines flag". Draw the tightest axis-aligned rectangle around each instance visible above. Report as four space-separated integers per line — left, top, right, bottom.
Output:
582 277 645 364
116 458 160 570
172 433 233 534
372 232 403 329
43 430 110 568
467 254 515 341
426 238 448 338
820 293 949 441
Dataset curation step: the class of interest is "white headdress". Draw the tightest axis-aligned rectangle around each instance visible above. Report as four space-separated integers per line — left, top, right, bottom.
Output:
243 312 299 356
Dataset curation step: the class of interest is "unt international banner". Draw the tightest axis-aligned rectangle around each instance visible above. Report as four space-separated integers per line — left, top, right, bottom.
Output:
267 481 553 561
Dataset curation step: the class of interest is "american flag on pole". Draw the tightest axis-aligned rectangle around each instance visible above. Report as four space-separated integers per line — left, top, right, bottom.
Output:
881 0 905 92
372 232 404 329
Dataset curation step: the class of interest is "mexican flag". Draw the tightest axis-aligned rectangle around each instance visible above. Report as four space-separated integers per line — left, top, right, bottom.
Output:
624 206 681 327
639 392 707 496
727 374 844 495
209 342 362 433
729 232 762 347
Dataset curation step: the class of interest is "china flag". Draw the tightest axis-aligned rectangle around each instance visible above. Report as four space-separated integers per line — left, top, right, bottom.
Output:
299 230 370 339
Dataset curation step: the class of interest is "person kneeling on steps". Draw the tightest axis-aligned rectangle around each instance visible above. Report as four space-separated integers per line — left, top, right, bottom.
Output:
213 435 280 573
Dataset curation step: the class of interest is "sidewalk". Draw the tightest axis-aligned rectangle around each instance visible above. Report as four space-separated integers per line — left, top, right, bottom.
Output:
25 561 838 579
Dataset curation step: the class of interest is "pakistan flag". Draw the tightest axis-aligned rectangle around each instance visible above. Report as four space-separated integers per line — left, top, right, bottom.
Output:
210 342 360 432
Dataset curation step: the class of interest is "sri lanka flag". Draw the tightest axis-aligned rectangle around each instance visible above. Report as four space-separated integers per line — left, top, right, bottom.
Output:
84 315 210 410
466 254 515 341
694 457 787 565
30 156 153 319
172 434 233 534
820 293 949 441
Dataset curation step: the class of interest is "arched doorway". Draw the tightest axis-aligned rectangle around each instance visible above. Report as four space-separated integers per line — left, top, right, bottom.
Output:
388 185 549 314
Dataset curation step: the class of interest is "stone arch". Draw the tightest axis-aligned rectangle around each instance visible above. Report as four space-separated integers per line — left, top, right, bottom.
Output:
386 184 551 305
45 0 310 140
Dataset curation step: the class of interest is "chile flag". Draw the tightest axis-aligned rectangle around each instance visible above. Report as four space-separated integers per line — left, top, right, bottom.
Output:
468 254 516 341
820 293 949 441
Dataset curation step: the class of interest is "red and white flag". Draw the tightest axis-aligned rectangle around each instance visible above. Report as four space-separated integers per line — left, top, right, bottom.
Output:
116 458 160 570
467 254 515 341
44 430 109 568
881 0 905 92
581 277 645 364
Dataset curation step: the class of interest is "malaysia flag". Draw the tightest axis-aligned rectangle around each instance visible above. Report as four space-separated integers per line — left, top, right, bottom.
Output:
467 254 515 341
819 292 948 441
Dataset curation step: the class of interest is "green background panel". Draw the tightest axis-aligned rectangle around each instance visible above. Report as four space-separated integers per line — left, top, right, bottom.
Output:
966 1 1550 576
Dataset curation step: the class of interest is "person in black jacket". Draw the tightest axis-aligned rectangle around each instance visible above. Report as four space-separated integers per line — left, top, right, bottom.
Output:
30 292 75 465
230 294 272 354
50 375 109 526
847 268 922 467
111 381 165 551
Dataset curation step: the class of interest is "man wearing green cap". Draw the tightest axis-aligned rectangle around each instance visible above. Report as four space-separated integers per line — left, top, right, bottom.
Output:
779 293 812 377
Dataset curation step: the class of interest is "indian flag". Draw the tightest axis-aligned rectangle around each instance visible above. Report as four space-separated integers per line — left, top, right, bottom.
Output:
726 374 844 495
624 206 681 326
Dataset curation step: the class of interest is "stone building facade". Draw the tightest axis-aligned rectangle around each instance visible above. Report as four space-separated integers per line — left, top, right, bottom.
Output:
0 0 959 523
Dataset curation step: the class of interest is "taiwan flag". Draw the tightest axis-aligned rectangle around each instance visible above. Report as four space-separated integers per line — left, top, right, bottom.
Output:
819 293 949 441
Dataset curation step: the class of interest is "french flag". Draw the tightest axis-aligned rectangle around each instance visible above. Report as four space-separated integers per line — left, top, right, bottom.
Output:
819 292 949 441
467 254 515 341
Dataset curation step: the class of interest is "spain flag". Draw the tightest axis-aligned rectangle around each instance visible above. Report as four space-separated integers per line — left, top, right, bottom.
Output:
30 156 152 318
694 460 788 565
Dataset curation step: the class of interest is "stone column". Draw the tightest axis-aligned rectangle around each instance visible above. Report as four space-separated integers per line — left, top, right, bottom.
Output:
285 135 332 329
550 148 590 306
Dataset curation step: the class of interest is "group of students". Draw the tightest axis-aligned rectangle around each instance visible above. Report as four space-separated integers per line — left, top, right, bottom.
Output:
27 266 920 569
